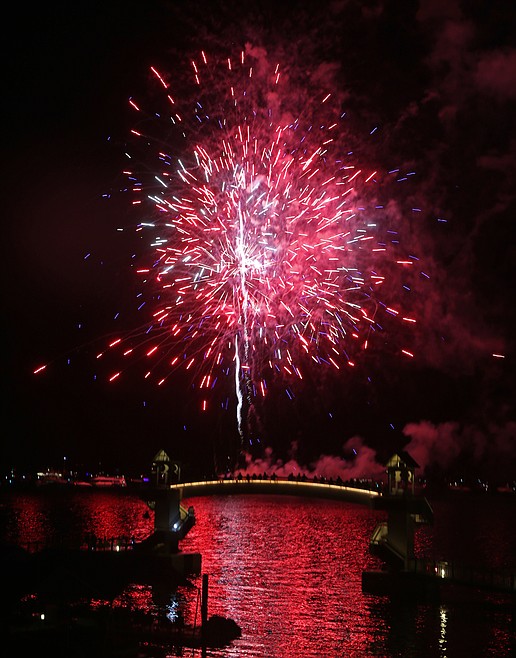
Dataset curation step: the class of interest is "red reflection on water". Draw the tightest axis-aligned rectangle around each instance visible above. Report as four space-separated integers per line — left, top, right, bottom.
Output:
0 490 154 547
5 493 51 545
179 495 383 657
112 583 155 612
83 494 125 540
2 489 514 657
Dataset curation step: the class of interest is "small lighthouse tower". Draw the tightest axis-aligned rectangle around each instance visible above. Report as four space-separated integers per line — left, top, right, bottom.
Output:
140 449 195 555
369 451 433 570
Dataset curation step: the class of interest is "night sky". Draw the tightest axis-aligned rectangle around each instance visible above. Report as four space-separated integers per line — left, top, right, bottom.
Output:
4 1 516 482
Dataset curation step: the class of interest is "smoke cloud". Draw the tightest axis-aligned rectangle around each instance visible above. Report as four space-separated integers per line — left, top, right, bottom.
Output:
233 419 515 485
403 420 516 482
233 436 385 481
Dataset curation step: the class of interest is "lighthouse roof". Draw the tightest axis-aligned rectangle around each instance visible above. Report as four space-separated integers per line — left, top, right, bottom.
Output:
385 450 419 469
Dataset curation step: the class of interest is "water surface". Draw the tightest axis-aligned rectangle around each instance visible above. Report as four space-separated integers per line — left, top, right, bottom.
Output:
1 488 514 656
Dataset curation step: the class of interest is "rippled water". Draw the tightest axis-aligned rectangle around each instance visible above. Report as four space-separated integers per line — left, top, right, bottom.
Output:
1 488 515 657
180 494 516 657
179 495 382 657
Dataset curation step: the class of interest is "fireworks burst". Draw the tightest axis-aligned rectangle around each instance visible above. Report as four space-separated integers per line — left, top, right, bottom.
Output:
39 48 428 447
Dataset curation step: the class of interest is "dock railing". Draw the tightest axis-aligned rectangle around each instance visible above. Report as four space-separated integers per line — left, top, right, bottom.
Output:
408 557 516 593
16 535 136 554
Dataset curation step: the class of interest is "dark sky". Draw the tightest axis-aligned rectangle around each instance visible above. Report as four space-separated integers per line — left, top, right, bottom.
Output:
4 1 516 481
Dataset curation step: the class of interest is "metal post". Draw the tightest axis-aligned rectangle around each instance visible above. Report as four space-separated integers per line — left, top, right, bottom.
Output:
200 573 209 657
201 573 209 626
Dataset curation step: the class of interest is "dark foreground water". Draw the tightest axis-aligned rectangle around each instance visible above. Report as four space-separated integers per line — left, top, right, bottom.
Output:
1 487 515 657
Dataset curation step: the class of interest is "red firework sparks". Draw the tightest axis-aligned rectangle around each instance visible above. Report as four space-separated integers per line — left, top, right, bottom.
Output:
39 49 427 438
